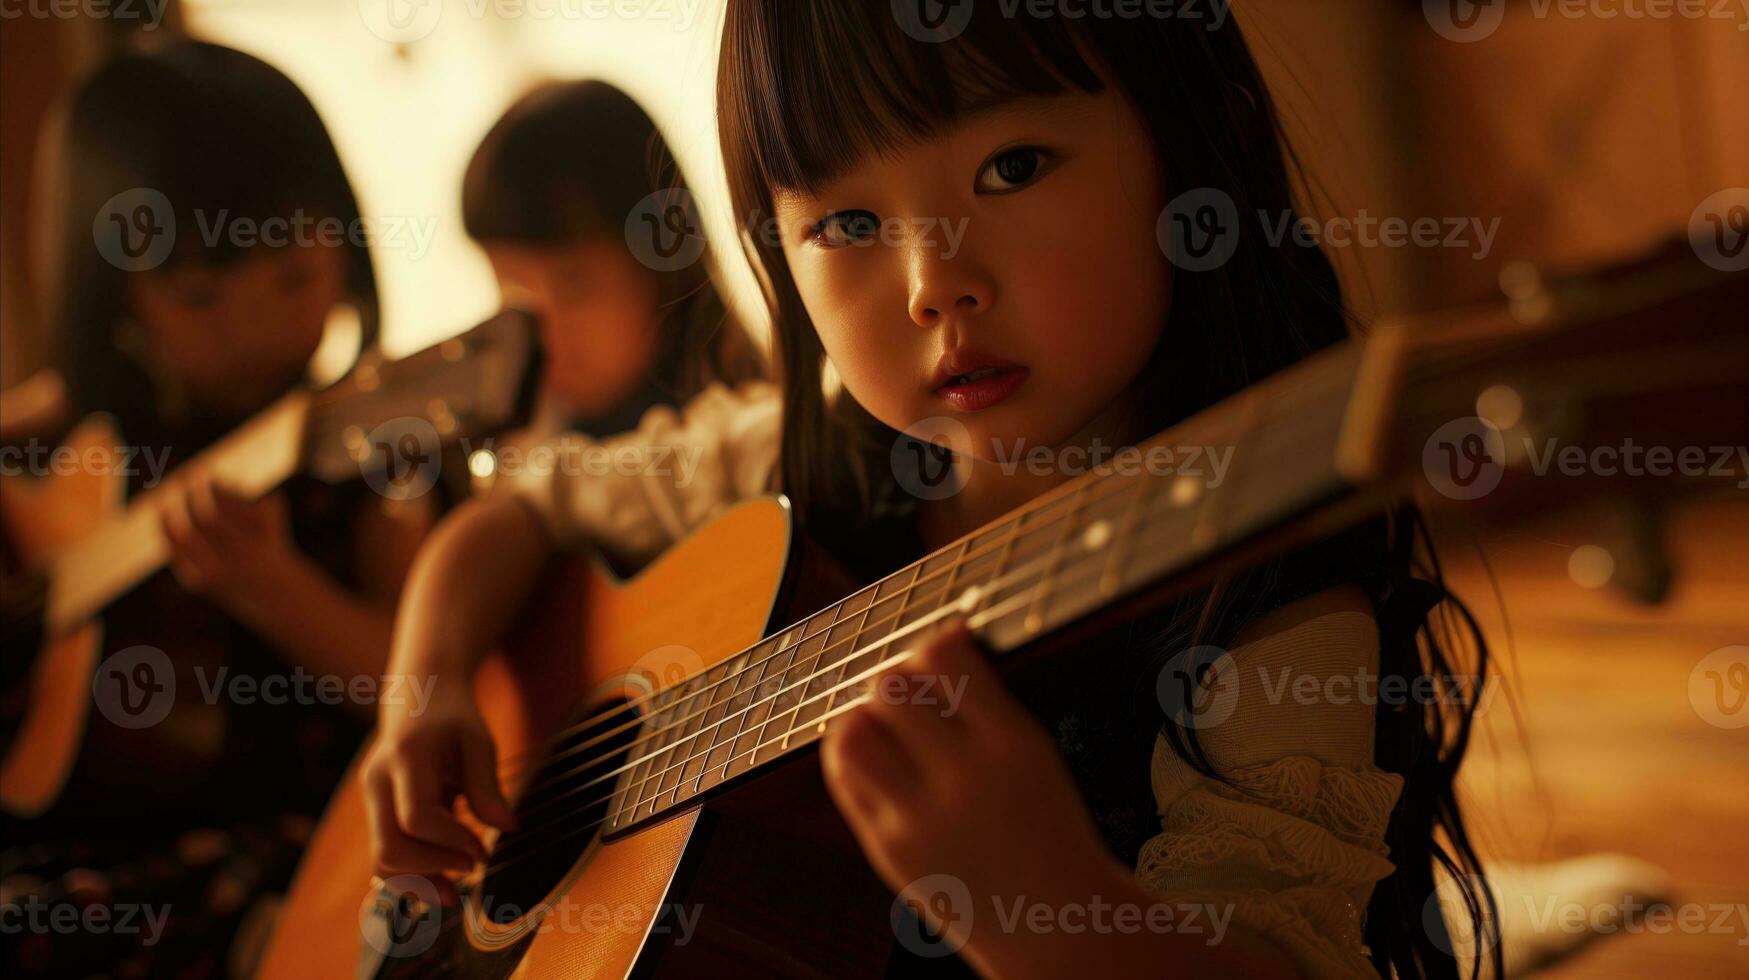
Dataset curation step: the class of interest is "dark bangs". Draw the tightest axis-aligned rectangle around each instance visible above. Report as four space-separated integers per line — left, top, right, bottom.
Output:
721 2 1103 199
462 80 664 247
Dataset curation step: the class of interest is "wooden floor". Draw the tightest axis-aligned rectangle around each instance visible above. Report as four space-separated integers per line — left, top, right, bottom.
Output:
1439 494 1749 978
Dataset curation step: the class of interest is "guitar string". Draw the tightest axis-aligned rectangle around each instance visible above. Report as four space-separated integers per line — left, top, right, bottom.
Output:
485 388 1290 783
486 502 1040 785
478 552 1084 879
493 524 1073 837
479 498 1205 874
497 471 1157 803
490 472 1141 786
484 463 1221 849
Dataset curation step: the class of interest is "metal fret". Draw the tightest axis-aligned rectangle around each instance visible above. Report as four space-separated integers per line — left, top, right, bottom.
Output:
1021 482 1094 635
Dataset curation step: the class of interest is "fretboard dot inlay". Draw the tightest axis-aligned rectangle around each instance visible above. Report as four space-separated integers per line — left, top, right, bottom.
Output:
1081 519 1113 552
1170 475 1202 507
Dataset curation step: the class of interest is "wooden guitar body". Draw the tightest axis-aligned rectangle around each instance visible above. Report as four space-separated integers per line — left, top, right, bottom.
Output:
0 309 539 819
0 417 116 814
260 496 900 979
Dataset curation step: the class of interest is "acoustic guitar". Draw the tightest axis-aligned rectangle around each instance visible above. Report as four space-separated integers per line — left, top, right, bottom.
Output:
261 255 1745 977
0 309 538 818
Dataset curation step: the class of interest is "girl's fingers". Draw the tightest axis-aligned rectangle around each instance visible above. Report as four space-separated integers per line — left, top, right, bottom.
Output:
186 474 221 532
821 707 920 830
390 759 486 865
909 618 1023 728
458 732 518 832
159 491 218 583
364 764 473 876
191 476 245 551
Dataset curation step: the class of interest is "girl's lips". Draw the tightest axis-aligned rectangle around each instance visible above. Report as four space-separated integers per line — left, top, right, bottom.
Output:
935 366 1029 412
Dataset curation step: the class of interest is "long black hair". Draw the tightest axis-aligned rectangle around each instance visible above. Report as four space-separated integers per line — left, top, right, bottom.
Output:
50 40 378 433
715 4 1498 977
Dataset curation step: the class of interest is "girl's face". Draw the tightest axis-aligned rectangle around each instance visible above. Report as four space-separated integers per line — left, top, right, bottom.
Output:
485 238 660 420
126 241 344 416
774 85 1170 461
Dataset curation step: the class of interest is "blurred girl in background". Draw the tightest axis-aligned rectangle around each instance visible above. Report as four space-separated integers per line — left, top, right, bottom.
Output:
1 40 426 975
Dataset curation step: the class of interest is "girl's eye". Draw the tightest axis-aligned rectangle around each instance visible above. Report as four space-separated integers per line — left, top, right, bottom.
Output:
808 209 879 248
975 146 1055 193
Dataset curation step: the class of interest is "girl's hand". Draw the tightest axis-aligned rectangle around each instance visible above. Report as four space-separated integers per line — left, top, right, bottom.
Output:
820 618 1131 972
360 679 518 881
158 472 297 613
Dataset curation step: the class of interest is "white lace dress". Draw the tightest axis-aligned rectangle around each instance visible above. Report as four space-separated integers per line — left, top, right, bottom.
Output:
1135 596 1401 979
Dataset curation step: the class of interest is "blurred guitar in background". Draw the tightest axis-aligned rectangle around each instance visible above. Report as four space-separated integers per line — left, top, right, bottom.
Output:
0 310 538 818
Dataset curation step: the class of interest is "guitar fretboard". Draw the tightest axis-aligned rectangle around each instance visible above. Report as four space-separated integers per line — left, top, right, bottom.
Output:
602 342 1369 836
44 394 311 636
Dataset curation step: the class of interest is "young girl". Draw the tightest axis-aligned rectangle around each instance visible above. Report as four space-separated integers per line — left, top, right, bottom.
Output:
368 7 1497 978
1 41 425 975
459 79 764 447
360 79 775 872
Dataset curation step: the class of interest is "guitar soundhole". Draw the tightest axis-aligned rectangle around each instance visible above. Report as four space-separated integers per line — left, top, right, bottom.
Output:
478 699 638 920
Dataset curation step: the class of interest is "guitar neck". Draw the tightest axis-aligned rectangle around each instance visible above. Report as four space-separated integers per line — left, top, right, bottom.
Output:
603 341 1374 836
35 309 539 638
43 392 311 637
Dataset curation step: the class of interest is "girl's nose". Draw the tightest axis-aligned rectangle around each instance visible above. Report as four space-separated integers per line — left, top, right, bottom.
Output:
907 251 994 330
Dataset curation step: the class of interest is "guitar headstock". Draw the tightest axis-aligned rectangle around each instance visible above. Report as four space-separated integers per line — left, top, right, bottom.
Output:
1334 248 1747 533
300 308 541 485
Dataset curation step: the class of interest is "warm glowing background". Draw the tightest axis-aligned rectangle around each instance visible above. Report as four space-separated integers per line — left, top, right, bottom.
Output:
1 3 1744 977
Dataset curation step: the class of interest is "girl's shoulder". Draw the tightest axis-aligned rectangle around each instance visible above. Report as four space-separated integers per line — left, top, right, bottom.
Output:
1229 583 1376 652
